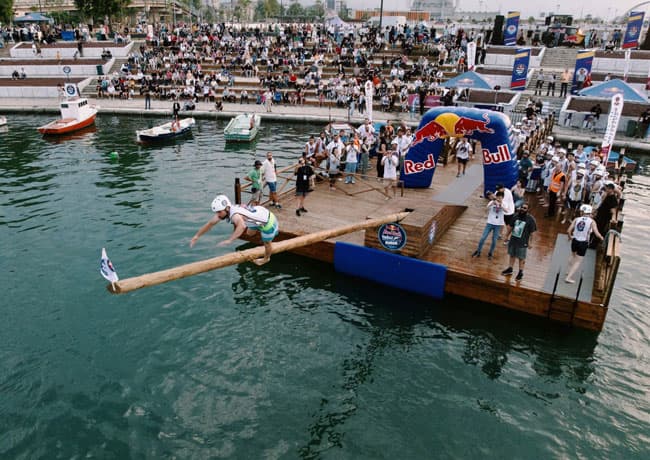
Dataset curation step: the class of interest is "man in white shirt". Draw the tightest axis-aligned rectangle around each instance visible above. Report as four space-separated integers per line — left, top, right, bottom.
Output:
262 151 281 208
454 137 472 177
391 127 411 173
356 118 375 142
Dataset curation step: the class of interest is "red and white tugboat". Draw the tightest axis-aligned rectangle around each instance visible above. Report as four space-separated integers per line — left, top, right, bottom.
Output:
38 84 97 135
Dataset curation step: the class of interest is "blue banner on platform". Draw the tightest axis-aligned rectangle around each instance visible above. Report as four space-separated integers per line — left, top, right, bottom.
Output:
571 49 595 94
623 11 645 49
504 11 520 46
404 107 519 195
509 48 530 91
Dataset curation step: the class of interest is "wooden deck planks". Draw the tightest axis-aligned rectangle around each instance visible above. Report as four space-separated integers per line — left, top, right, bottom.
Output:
255 154 607 330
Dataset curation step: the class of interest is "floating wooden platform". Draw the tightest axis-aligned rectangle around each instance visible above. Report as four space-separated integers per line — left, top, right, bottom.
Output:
241 155 620 332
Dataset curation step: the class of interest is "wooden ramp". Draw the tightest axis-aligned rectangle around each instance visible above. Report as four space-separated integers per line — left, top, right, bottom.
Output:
541 234 596 302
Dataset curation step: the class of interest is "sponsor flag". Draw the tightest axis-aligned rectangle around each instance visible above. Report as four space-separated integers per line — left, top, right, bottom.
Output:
510 48 530 91
364 79 373 122
504 11 521 46
622 12 645 49
624 49 632 81
571 49 595 94
601 94 624 163
100 248 119 284
467 41 477 71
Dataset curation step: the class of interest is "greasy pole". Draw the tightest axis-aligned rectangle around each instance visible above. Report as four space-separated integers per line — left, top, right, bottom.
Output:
108 211 411 294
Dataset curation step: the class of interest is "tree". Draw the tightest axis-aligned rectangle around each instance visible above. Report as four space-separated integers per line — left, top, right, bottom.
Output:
527 16 535 25
286 0 304 17
0 0 14 25
74 0 132 23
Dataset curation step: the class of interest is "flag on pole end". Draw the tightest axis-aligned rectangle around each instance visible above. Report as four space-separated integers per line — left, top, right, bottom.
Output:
100 248 119 283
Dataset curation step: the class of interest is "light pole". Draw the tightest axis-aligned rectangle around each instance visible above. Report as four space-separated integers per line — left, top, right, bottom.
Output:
379 0 383 29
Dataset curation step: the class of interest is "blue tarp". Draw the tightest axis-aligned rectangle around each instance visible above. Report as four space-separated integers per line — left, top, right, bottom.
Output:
578 79 648 103
442 71 493 90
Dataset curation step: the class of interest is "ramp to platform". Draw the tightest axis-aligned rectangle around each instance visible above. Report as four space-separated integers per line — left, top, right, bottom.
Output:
542 234 595 302
431 164 483 205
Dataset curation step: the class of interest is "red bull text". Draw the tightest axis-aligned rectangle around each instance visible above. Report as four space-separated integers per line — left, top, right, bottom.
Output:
482 144 511 165
403 154 437 174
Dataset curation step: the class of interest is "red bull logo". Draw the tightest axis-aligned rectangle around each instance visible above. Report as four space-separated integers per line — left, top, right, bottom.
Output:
412 113 495 147
403 154 437 175
453 114 495 136
482 144 512 165
412 120 448 146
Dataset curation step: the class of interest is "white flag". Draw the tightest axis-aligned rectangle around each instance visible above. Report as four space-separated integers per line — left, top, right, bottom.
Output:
601 94 624 164
100 248 119 283
467 41 477 71
364 79 374 122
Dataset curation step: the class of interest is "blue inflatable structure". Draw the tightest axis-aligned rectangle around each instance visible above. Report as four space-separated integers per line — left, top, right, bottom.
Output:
402 107 519 196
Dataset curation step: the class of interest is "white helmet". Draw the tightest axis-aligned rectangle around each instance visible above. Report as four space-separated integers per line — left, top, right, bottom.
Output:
211 194 231 212
580 204 593 215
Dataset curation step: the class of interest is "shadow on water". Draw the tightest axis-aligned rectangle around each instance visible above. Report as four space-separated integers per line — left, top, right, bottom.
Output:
232 251 599 458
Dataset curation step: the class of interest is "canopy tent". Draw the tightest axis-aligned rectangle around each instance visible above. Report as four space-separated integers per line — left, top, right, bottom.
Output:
442 71 493 90
13 12 54 24
578 78 647 103
325 15 347 28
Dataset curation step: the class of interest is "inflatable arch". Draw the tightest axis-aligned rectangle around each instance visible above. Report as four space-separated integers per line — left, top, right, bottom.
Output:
402 107 519 196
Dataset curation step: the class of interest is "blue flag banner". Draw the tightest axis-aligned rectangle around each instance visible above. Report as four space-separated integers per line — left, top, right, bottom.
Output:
571 49 595 94
504 11 520 46
404 107 518 195
623 12 645 49
510 48 530 90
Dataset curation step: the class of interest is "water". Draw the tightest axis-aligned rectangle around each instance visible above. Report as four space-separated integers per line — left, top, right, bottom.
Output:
1 114 649 459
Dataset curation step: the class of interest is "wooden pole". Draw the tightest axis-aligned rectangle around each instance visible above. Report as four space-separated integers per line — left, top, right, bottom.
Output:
108 211 411 294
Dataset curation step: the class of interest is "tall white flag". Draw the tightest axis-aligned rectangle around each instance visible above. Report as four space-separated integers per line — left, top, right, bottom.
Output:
364 79 374 122
601 94 624 164
467 41 477 71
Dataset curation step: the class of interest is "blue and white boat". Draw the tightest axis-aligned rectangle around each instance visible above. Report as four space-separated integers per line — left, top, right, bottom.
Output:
136 117 195 143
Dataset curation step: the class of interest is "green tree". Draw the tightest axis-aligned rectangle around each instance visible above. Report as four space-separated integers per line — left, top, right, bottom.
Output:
264 0 281 18
0 0 14 25
254 0 266 20
74 0 132 22
527 16 535 25
235 0 252 21
286 0 304 17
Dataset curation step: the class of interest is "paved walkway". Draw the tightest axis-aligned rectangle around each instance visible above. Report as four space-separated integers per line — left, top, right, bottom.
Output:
1 96 650 152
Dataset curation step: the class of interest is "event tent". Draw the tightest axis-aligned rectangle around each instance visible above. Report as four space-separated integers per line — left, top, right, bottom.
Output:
442 71 493 90
577 78 647 103
13 12 54 24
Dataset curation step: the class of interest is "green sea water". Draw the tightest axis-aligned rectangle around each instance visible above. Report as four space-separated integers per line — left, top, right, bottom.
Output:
1 114 649 459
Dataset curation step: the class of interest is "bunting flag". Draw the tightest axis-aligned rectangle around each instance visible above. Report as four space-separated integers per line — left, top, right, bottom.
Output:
601 94 624 164
510 48 530 91
571 49 595 94
622 12 645 49
503 11 520 46
466 41 477 71
100 248 119 283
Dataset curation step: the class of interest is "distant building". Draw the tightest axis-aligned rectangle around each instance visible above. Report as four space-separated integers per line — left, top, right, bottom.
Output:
327 0 336 11
410 0 456 20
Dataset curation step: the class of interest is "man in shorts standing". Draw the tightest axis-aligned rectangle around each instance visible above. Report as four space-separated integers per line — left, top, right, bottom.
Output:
262 151 281 208
502 203 537 281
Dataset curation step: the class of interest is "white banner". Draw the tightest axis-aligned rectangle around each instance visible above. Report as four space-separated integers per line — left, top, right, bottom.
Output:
624 48 631 81
601 93 624 163
364 79 374 122
467 41 477 71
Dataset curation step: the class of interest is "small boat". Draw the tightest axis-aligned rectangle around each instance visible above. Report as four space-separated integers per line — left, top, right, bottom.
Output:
224 113 261 142
325 121 355 142
136 117 196 143
38 98 97 135
0 116 6 126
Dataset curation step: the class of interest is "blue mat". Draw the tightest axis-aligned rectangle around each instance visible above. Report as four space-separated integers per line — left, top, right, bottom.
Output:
542 234 595 302
334 242 447 299
432 164 483 205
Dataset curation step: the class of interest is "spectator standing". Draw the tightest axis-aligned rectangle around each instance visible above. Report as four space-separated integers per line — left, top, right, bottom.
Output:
472 190 505 259
501 203 537 281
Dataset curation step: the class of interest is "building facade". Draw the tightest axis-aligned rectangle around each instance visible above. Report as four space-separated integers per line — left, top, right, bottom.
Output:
410 0 456 20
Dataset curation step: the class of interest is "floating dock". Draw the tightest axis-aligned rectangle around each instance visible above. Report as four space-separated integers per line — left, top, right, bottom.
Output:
239 152 621 333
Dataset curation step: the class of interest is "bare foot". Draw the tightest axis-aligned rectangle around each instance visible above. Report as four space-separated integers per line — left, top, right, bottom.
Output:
252 257 270 266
